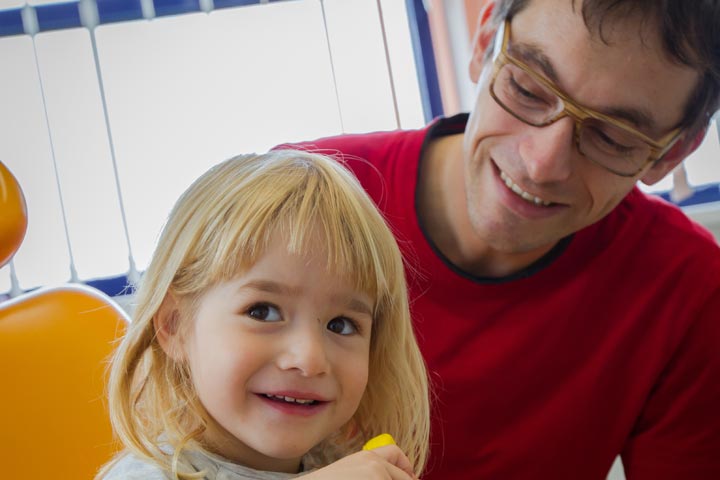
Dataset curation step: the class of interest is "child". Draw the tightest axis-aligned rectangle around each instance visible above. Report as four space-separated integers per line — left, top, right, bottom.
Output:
98 150 430 480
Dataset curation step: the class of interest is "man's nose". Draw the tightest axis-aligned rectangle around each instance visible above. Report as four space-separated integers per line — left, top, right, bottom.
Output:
276 323 330 377
518 116 575 184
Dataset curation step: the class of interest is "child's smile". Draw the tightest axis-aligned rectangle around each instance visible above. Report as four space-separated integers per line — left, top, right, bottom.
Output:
257 392 328 415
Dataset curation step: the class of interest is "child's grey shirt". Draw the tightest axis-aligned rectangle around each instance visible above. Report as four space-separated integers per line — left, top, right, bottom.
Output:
103 448 310 480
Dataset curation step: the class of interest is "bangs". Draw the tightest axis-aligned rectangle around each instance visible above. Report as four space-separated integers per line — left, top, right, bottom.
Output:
176 151 396 313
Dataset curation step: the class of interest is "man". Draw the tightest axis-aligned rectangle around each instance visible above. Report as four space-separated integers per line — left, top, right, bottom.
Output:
280 0 720 478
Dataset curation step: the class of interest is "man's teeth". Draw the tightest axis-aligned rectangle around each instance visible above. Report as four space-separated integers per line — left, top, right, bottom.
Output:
500 171 551 206
264 394 317 405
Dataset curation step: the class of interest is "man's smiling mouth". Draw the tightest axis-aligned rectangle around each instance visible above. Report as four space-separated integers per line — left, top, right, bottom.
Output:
499 171 552 207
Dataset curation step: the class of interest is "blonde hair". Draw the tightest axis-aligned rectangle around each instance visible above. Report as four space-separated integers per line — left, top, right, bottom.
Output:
99 150 429 478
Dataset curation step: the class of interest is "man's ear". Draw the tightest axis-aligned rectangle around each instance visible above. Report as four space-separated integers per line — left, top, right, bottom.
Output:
640 129 707 186
469 1 497 83
153 294 185 362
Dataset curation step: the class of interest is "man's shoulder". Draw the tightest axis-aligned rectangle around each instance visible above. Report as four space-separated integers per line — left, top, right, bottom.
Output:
273 125 433 202
606 188 720 293
274 126 428 160
623 188 719 250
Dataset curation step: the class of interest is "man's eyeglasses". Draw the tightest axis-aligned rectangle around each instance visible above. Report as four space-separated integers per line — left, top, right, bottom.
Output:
488 20 684 177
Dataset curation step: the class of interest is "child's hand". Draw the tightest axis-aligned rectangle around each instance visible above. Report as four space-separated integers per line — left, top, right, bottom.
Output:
302 445 418 480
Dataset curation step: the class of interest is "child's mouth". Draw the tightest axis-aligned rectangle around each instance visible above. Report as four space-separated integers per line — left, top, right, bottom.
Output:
261 393 320 406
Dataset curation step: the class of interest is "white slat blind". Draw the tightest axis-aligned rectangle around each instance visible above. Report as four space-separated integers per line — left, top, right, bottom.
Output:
0 0 424 295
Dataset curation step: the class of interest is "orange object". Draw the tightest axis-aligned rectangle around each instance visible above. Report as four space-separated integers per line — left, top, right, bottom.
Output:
0 285 129 478
0 161 28 268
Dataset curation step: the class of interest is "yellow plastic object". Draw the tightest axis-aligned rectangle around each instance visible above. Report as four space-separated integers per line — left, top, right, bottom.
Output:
0 284 129 478
363 433 397 451
0 161 28 267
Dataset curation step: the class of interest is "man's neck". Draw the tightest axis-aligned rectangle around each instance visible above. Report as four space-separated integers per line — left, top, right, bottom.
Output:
417 134 555 278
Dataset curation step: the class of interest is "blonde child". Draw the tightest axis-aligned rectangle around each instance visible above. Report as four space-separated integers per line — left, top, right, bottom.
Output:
98 150 430 480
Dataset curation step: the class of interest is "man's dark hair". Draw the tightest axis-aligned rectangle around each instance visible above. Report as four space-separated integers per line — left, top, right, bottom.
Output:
493 0 720 137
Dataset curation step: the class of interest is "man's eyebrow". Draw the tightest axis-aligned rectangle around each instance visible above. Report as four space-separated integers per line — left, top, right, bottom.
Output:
602 106 656 132
509 43 560 84
509 42 657 131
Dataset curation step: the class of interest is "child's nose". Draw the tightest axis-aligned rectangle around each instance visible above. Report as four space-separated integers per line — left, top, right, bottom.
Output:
276 324 330 377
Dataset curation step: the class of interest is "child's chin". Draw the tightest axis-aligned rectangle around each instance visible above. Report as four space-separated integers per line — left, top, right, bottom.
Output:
260 440 317 463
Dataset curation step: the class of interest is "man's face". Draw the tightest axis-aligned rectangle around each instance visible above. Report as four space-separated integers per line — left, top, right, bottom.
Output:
462 0 698 256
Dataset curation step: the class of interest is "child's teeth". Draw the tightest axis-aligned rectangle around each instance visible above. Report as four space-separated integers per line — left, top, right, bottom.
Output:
266 394 315 405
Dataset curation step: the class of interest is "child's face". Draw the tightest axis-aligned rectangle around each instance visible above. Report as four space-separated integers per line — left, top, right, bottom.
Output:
180 235 373 473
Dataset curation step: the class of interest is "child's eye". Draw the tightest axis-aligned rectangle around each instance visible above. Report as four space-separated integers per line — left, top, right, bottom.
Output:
246 303 282 322
326 317 358 336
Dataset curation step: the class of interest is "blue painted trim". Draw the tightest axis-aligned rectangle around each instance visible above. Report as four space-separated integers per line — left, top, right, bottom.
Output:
35 2 82 32
97 0 145 24
658 182 720 207
153 0 201 17
0 8 25 37
213 0 259 10
86 274 136 297
405 0 443 122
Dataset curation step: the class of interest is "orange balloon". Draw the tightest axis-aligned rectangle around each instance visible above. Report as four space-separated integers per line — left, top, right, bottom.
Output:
0 161 28 268
0 284 129 478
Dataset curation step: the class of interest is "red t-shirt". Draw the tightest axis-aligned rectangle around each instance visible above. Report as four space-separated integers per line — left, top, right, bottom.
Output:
279 114 720 480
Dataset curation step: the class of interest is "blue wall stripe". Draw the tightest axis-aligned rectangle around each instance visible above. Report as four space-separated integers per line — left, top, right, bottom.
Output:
0 8 24 37
153 0 201 17
97 0 145 24
405 0 443 122
213 0 260 10
86 274 136 297
35 2 82 32
659 183 720 207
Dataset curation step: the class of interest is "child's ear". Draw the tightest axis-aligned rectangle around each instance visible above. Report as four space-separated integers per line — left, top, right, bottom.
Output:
641 128 706 185
153 295 185 362
469 1 497 83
